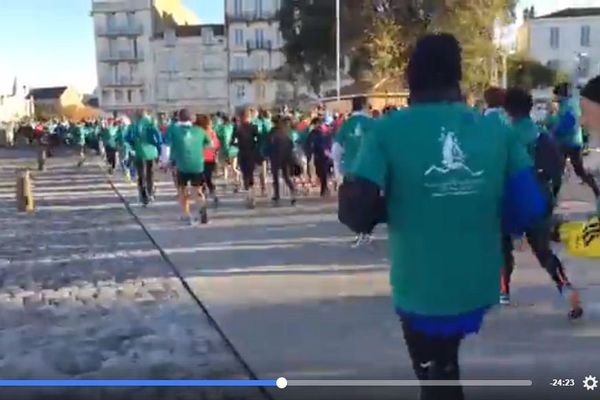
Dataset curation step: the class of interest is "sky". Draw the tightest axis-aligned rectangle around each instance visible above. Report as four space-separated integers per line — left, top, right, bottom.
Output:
0 0 599 94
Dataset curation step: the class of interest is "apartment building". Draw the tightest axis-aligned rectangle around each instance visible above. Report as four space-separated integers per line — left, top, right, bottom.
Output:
91 0 198 115
152 24 228 113
517 7 600 86
225 0 293 112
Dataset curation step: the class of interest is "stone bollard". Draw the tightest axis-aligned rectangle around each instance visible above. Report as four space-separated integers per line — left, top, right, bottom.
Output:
16 169 34 213
37 145 47 171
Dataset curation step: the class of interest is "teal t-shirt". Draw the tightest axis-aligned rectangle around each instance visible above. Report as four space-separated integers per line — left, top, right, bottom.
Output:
132 117 159 161
350 102 531 315
71 125 85 146
218 123 237 158
512 117 540 161
334 112 374 174
101 126 118 149
170 123 210 174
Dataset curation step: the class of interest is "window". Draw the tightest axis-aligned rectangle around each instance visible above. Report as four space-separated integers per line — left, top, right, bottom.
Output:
236 84 246 99
115 89 123 102
127 12 135 28
234 29 244 46
107 13 116 29
256 0 263 16
550 27 560 49
581 25 591 47
255 28 265 46
108 39 116 56
127 90 133 103
129 64 138 78
234 0 243 15
165 29 176 46
257 83 266 100
234 56 245 71
578 55 591 77
139 89 145 101
257 54 267 70
202 28 213 45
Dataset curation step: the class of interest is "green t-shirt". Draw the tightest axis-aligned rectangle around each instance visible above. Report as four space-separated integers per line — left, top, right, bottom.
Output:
218 123 237 158
334 112 374 174
132 117 159 161
101 126 118 149
71 125 85 146
170 123 211 174
350 102 531 316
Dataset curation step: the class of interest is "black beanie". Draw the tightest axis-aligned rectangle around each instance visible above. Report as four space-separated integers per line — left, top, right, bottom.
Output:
581 76 600 104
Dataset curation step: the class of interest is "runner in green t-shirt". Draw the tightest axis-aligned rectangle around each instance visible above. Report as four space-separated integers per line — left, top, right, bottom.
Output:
332 96 376 247
344 33 545 399
217 116 240 191
170 109 212 225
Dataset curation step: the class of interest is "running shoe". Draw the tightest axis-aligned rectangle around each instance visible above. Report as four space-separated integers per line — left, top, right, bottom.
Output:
199 206 208 224
560 284 584 320
351 234 372 248
499 293 511 305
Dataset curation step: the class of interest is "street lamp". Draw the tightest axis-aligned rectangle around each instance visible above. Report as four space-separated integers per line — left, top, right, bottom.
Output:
335 0 341 102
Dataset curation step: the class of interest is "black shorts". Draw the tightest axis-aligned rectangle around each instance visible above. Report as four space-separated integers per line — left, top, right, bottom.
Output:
177 171 204 187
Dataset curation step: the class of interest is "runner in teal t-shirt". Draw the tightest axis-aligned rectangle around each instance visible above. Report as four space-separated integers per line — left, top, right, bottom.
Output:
333 96 376 247
170 109 211 225
345 34 544 399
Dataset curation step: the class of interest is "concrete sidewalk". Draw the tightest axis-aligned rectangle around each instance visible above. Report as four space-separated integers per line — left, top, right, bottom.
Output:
115 157 600 400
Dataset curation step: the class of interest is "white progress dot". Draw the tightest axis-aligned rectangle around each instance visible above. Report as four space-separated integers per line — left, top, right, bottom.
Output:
276 377 288 389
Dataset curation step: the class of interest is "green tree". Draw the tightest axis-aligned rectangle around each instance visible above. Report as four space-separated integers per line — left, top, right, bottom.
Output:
278 0 368 95
507 56 569 89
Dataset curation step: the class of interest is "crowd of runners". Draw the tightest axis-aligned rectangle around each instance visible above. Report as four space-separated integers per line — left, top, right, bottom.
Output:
11 31 600 400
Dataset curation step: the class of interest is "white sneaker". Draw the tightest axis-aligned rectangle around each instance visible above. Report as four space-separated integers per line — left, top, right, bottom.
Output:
352 234 373 248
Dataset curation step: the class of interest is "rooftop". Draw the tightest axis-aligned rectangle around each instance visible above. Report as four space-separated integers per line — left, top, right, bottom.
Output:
27 87 68 100
537 7 600 19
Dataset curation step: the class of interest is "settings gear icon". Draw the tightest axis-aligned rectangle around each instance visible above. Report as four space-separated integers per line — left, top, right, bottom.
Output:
583 375 598 391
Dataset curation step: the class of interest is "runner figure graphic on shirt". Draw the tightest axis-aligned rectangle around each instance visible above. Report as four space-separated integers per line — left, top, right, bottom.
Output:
425 128 484 177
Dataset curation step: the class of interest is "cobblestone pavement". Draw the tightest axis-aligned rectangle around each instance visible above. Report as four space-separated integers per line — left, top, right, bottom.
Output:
0 148 263 400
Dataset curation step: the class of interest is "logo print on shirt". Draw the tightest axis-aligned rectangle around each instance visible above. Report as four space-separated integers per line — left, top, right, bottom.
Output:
424 128 483 177
352 124 363 138
423 128 485 198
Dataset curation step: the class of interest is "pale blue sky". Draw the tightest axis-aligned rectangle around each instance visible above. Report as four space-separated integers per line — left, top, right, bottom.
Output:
0 0 598 94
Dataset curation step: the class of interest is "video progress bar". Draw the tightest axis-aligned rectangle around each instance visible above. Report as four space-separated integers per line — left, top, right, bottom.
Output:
284 380 533 387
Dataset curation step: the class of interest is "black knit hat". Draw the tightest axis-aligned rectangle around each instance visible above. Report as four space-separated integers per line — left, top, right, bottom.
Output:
581 76 600 104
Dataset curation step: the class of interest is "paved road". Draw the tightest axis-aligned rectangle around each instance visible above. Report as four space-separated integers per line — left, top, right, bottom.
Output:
0 147 262 400
108 152 600 400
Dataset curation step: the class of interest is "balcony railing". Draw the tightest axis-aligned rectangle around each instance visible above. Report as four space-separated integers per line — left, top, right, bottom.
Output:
97 24 144 37
92 0 151 14
247 40 274 51
229 68 274 80
100 77 144 87
226 10 278 22
98 51 144 63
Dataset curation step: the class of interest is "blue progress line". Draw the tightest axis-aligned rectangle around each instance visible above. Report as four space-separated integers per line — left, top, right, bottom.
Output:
0 380 278 387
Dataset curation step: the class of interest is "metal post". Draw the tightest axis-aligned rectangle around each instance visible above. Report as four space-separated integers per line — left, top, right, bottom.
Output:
502 52 508 89
335 0 341 102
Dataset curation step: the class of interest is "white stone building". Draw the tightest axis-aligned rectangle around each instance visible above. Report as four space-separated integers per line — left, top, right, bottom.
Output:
225 0 293 112
0 78 33 123
91 0 199 115
517 7 600 86
152 24 228 113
